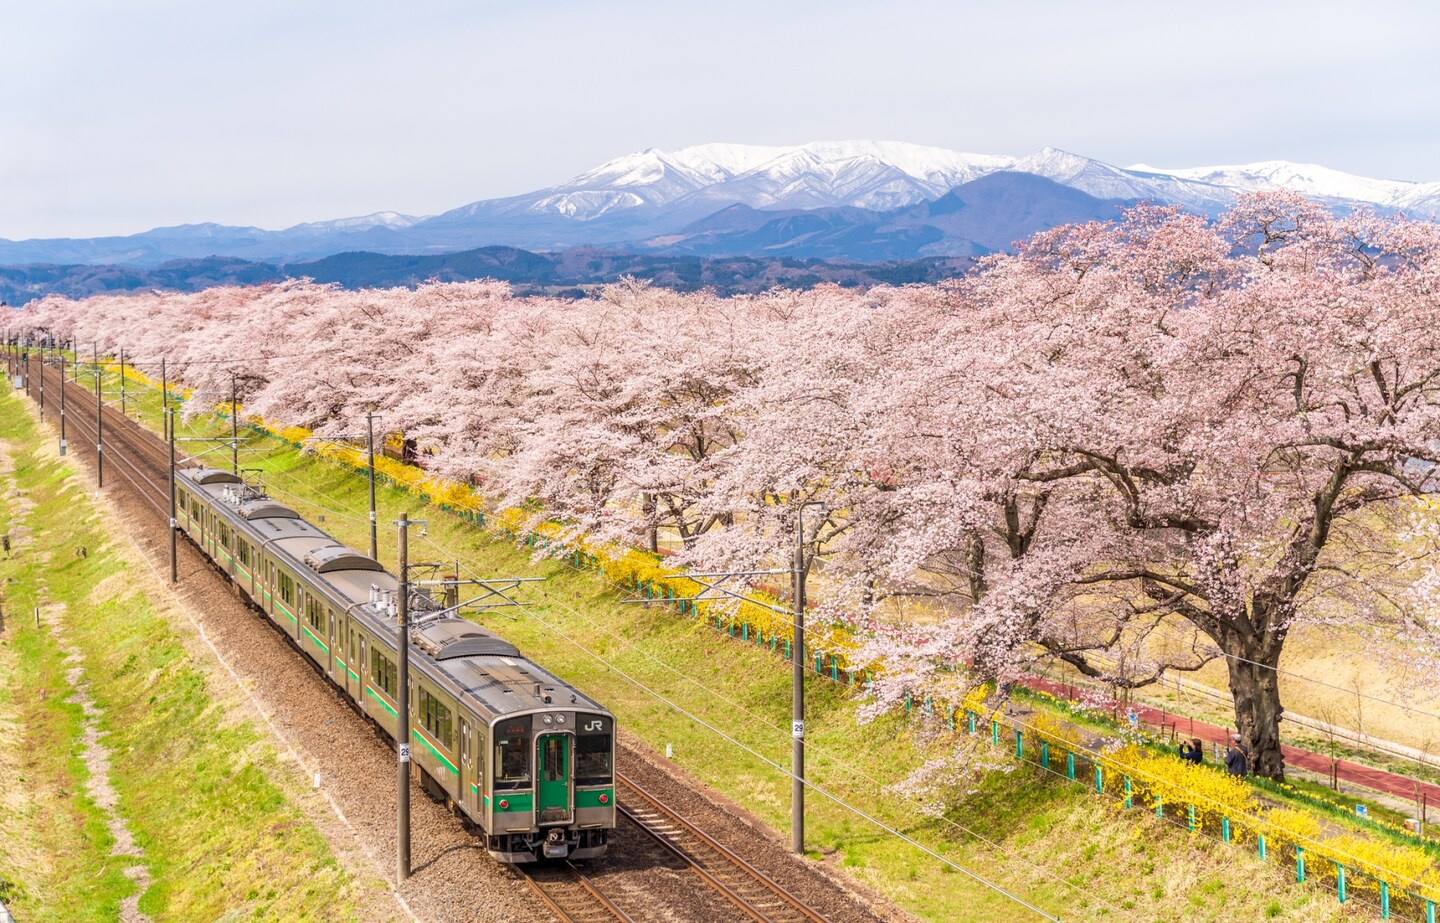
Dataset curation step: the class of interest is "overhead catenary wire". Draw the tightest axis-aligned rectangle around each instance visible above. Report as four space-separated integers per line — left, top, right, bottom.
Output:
255 456 1438 897
222 435 1083 918
33 368 1436 913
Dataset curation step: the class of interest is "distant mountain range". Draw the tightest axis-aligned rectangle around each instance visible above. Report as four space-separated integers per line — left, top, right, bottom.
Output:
3 141 1438 303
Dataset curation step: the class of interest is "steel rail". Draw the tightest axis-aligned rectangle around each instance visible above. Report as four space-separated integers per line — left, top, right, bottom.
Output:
522 862 635 923
616 770 829 923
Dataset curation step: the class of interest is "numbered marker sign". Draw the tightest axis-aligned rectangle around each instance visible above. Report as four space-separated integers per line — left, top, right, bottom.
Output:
399 744 411 762
792 721 805 740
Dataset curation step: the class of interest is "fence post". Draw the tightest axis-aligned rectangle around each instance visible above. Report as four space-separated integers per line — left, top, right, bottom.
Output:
1187 804 1196 833
947 703 955 732
1221 817 1231 843
1425 898 1434 923
1380 881 1389 919
968 711 976 735
1041 741 1050 770
925 696 932 718
1296 846 1305 883
831 656 838 682
1155 796 1163 818
1015 729 1023 760
785 640 791 660
1124 776 1132 809
1335 863 1346 904
1094 765 1103 794
1067 752 1076 781
742 622 748 641
991 720 999 746
1258 834 1266 860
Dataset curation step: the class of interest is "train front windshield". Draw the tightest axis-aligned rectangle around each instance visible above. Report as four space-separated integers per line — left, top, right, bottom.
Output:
576 715 612 786
495 716 531 790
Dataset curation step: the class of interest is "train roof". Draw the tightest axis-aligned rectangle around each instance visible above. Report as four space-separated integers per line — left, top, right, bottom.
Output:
175 465 608 719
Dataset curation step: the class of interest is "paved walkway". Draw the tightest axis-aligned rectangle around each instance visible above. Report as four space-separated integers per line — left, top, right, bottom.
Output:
1023 676 1440 812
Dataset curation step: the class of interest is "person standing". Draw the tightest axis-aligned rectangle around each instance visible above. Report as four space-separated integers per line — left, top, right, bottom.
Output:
1223 734 1249 777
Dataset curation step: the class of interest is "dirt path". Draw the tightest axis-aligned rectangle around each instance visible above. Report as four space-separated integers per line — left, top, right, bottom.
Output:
41 602 154 923
0 441 153 920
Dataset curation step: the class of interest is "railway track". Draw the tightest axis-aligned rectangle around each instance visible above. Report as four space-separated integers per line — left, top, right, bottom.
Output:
12 355 864 923
616 770 830 923
27 358 174 514
522 863 635 923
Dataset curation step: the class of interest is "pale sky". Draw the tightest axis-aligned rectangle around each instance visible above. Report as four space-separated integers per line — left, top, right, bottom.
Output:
2 0 1437 239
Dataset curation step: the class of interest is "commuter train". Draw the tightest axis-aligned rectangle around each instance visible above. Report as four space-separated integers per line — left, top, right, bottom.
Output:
174 466 614 862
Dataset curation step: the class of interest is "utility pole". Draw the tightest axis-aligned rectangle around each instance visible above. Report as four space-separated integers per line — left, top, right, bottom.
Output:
230 374 238 475
37 344 44 419
59 352 67 456
94 368 104 488
396 510 417 882
367 412 378 561
160 358 168 416
792 510 807 855
168 408 178 584
119 347 126 417
791 501 824 855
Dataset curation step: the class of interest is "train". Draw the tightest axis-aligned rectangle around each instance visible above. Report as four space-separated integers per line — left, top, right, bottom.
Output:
173 465 615 863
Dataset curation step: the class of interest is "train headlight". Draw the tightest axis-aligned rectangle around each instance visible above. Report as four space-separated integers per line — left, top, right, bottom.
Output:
556 715 565 724
542 715 553 725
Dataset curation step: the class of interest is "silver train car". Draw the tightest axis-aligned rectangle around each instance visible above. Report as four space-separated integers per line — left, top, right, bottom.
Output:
175 467 614 862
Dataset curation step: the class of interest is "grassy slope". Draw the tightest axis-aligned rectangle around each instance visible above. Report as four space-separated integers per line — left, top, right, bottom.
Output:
0 391 367 921
141 396 1369 922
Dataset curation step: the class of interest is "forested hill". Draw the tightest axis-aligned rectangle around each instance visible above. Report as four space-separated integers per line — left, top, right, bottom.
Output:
0 246 974 306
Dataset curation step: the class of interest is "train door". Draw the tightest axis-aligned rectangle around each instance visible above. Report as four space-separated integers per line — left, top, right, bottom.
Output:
459 718 473 814
535 733 573 825
358 636 368 715
327 610 337 678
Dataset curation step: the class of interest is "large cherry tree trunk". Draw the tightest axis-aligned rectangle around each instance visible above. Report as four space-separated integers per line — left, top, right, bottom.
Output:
1223 642 1286 780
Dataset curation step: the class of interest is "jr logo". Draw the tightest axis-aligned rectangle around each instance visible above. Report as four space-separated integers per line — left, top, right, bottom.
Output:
582 720 605 732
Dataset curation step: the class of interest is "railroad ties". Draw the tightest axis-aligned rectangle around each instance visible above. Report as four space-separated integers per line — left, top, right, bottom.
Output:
615 770 830 923
522 862 635 923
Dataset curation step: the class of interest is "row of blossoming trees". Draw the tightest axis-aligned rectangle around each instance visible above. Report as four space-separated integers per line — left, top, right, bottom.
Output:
12 192 1440 781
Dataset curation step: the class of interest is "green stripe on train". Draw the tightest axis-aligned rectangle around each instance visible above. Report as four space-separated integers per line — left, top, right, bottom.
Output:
575 788 614 809
410 726 459 774
484 793 534 813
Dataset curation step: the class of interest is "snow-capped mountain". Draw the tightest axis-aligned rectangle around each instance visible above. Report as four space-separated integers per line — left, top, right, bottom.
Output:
1130 159 1440 216
519 141 1015 219
4 141 1438 269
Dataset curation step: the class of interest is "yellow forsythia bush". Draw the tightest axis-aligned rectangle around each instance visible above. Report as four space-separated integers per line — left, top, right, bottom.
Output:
1099 744 1257 829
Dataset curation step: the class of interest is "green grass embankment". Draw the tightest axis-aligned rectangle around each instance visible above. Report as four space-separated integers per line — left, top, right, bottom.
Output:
110 378 1368 922
0 391 366 921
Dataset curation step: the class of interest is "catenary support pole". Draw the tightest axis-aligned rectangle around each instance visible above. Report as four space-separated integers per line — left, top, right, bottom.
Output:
367 412 378 561
37 344 44 418
168 409 178 584
230 374 238 475
397 510 411 881
119 347 126 416
59 352 66 455
94 368 104 488
160 358 168 416
791 508 807 854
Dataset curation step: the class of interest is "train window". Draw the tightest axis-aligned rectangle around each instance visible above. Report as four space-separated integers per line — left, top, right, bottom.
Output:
306 595 323 631
418 688 453 750
575 715 612 786
494 716 531 790
278 572 294 606
542 737 565 782
372 649 397 698
237 541 251 568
